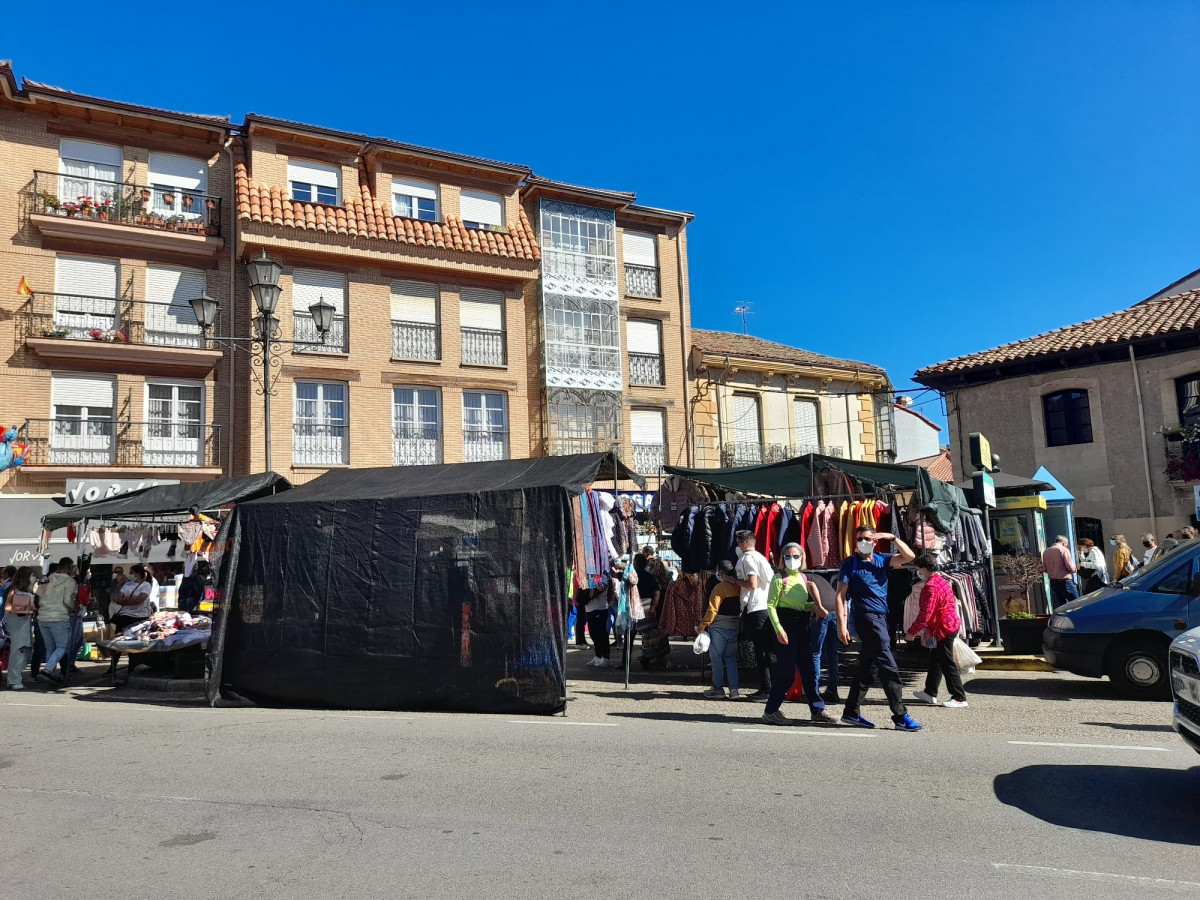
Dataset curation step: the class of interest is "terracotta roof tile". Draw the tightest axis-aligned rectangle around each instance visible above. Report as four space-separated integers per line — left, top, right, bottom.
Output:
232 140 539 263
915 289 1200 381
902 450 954 483
692 329 888 376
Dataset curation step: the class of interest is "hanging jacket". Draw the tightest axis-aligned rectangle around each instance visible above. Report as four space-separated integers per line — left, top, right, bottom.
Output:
671 506 698 562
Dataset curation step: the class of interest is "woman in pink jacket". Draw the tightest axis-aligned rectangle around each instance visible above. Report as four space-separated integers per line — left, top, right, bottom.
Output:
905 554 968 709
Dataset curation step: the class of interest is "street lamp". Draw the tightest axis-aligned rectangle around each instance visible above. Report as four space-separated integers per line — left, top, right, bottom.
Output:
190 252 334 474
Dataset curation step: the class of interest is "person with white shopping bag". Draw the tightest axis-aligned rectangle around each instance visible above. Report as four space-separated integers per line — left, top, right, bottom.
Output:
904 554 969 709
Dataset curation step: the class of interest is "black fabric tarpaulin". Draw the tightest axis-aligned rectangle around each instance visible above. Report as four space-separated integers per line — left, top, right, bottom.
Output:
41 472 292 530
206 454 641 714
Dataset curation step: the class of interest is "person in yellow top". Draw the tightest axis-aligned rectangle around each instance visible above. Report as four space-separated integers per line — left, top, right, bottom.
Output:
698 560 742 699
761 543 837 726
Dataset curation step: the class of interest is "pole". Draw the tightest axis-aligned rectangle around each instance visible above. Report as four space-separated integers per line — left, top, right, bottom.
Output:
261 316 273 474
983 506 1002 650
1129 345 1157 536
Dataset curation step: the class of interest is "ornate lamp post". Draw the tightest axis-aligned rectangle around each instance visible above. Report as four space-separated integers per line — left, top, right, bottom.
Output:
190 252 336 472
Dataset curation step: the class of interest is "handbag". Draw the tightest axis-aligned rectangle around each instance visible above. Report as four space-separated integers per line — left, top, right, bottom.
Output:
921 631 937 649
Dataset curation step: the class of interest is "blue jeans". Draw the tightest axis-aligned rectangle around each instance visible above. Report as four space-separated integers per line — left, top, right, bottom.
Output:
40 620 71 677
708 623 740 691
809 613 840 694
1050 578 1079 606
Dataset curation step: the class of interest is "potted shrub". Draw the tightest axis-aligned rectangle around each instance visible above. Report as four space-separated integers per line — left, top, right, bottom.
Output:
996 553 1051 653
37 191 60 214
999 610 1050 654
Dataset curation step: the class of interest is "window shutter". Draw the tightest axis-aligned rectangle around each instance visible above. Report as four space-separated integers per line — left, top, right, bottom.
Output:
794 399 819 448
55 256 118 298
626 319 661 354
147 153 207 191
622 232 657 266
52 375 115 407
390 280 438 323
630 409 665 444
292 269 346 314
392 177 438 200
460 288 503 330
460 190 503 226
287 159 341 189
145 265 206 305
59 139 122 168
731 394 760 444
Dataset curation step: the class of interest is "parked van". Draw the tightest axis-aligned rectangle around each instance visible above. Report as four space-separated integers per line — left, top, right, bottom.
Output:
1042 540 1199 698
1169 626 1200 754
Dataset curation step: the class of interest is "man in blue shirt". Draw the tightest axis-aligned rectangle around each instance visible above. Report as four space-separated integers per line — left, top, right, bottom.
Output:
836 525 922 731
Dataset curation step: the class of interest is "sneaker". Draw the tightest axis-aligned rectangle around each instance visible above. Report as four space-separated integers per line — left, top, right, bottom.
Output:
586 657 612 668
7 683 24 691
762 710 790 726
728 688 741 700
703 688 726 699
820 691 842 704
810 709 838 724
37 670 62 685
745 690 770 703
912 690 941 706
840 713 876 729
894 714 923 732
942 699 969 709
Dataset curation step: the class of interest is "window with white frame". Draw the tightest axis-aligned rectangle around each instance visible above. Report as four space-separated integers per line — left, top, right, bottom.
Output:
793 398 820 454
292 268 348 353
630 408 666 475
390 280 440 360
460 287 506 365
622 231 660 297
392 387 441 466
728 393 763 465
626 318 663 386
460 189 504 229
50 375 115 464
144 381 204 467
148 153 207 218
392 177 439 221
287 159 340 205
58 139 121 204
54 255 120 340
462 391 508 461
145 265 206 348
293 381 348 465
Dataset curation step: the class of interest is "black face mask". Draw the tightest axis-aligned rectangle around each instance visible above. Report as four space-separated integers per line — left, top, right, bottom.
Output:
1143 542 1152 548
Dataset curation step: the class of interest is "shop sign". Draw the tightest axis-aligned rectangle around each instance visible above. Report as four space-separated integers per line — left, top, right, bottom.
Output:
617 492 656 513
969 433 994 473
995 494 1047 511
64 478 179 506
972 470 996 509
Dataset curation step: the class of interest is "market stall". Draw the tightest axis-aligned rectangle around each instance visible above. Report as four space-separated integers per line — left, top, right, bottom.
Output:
206 453 643 714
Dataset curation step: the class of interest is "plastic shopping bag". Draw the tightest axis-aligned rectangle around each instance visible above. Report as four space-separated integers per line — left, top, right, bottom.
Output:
952 637 982 670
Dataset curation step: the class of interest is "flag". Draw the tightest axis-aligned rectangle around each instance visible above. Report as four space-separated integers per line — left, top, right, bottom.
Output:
17 276 32 296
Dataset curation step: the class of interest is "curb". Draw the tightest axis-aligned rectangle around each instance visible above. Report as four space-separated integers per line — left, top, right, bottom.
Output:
974 656 1055 672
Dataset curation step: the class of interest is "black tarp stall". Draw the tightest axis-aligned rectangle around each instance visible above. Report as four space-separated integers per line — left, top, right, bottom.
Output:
206 453 644 714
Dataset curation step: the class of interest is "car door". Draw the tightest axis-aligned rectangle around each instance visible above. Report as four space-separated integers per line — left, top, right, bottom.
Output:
1145 554 1197 636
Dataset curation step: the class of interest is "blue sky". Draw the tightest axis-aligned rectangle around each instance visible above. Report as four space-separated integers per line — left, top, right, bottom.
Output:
9 1 1199 428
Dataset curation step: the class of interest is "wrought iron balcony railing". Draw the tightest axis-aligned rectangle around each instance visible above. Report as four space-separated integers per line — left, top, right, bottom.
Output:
32 170 222 237
461 327 506 366
293 423 349 466
463 429 508 462
21 419 220 468
624 264 660 298
393 428 441 466
294 312 348 354
392 321 440 361
629 352 664 386
720 442 845 467
23 291 218 349
631 442 666 475
1164 435 1200 483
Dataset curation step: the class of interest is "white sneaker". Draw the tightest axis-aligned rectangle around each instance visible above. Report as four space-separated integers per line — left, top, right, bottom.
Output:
586 657 611 668
702 688 726 699
728 688 741 700
912 690 941 706
8 683 24 691
942 699 969 709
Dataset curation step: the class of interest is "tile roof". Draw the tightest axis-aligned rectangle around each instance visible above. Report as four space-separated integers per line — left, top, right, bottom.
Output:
21 78 230 125
902 450 954 483
916 289 1200 381
692 329 888 376
233 143 539 263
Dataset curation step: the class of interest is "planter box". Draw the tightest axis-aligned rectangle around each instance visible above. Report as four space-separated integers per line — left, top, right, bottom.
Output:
999 617 1050 655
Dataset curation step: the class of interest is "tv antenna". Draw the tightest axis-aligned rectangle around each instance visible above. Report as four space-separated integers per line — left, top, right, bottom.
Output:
733 303 753 334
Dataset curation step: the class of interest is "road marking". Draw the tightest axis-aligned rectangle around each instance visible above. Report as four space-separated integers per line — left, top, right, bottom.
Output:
734 728 876 738
508 720 618 727
1007 740 1171 752
328 715 415 720
993 863 1200 891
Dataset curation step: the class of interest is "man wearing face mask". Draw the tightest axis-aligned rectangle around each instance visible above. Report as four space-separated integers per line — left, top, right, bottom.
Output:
1140 533 1160 567
729 529 776 701
836 525 921 731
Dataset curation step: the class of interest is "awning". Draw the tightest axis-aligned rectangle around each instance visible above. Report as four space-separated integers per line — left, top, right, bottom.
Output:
41 472 292 530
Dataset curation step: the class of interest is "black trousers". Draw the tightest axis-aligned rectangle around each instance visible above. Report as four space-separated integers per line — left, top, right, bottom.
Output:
926 635 967 701
586 608 610 660
741 610 774 691
844 610 908 722
765 611 822 715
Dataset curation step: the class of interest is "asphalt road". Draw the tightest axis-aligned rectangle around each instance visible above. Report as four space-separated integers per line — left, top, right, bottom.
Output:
2 654 1198 899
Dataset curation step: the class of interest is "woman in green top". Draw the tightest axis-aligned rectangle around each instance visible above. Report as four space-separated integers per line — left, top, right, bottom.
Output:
762 543 837 726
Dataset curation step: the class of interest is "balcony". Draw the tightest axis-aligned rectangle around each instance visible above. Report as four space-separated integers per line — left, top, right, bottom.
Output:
463 430 508 462
461 328 506 367
293 423 349 467
393 428 442 466
392 321 440 361
629 352 664 386
30 171 224 262
21 419 221 481
721 442 845 467
624 264 660 299
294 312 348 355
21 292 223 375
1164 434 1200 484
631 443 665 476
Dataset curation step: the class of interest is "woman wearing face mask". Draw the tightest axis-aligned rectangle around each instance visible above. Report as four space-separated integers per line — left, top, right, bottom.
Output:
1076 539 1107 594
1110 535 1135 580
906 555 968 709
761 544 837 726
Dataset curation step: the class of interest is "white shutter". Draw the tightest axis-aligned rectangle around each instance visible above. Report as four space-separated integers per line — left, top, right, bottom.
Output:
56 256 118 298
626 319 661 354
460 288 503 330
148 153 207 191
287 159 340 189
460 190 503 226
146 265 206 305
630 409 665 444
59 139 122 168
390 280 438 324
392 177 438 200
794 399 819 448
52 375 115 407
292 269 346 314
731 394 761 444
622 232 657 266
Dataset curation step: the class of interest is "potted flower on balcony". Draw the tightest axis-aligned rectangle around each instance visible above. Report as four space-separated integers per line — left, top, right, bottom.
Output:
40 326 69 338
37 191 60 215
182 194 194 209
140 187 152 203
77 196 96 218
61 201 82 218
87 328 127 343
96 198 113 222
162 191 176 207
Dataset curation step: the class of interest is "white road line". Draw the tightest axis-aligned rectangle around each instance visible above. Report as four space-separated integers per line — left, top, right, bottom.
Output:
734 728 877 738
508 720 619 727
1008 740 1171 752
328 715 415 720
993 863 1200 891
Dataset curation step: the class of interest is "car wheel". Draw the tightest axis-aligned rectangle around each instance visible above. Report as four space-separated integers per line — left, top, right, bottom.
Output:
1106 638 1171 700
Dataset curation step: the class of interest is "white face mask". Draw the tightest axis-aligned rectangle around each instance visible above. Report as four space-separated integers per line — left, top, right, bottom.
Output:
856 539 875 556
783 557 802 571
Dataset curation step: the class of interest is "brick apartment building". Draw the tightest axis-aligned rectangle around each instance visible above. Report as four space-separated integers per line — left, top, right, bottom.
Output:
0 63 692 557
